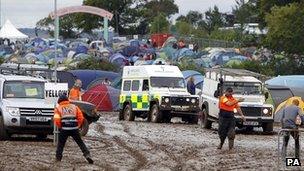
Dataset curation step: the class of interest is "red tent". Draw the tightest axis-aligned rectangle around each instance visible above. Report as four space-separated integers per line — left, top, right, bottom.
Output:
82 84 116 111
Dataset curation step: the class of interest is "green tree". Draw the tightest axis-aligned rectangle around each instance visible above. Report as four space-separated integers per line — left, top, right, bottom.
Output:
36 14 79 39
258 0 301 27
233 0 259 28
82 0 143 35
177 11 204 27
142 0 178 22
72 57 119 72
175 21 192 36
150 13 170 33
199 6 224 35
265 3 304 54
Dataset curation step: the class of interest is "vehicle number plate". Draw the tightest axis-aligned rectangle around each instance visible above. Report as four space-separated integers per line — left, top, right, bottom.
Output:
28 117 49 122
243 121 259 126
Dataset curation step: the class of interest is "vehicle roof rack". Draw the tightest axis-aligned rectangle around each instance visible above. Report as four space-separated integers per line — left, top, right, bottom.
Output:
0 63 55 80
205 68 270 82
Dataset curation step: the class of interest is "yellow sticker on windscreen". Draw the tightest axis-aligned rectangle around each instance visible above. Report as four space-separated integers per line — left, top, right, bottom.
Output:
25 88 38 96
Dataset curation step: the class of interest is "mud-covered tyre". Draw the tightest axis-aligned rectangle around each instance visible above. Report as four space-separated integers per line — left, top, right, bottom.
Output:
119 109 124 120
202 108 212 129
79 118 89 136
0 115 9 140
262 122 273 133
149 104 162 123
189 116 199 124
36 134 48 140
123 104 135 121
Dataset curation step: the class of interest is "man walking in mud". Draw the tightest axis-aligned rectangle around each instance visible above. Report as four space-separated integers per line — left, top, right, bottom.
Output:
54 94 94 164
217 87 245 150
281 99 303 159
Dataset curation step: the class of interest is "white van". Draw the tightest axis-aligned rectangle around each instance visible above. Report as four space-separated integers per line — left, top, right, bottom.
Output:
119 65 200 123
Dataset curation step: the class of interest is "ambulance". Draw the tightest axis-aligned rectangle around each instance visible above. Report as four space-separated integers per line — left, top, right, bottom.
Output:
119 65 200 123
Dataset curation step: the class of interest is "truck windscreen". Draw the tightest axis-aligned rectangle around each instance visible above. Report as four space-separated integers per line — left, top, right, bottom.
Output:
151 77 185 88
223 82 262 95
3 81 45 99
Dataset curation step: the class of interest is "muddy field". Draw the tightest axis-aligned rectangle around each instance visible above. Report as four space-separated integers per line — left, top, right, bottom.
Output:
0 112 304 171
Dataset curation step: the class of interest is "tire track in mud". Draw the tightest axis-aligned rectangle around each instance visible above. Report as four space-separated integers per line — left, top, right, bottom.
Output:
85 123 117 170
94 121 148 171
113 136 148 171
122 122 201 170
86 123 112 149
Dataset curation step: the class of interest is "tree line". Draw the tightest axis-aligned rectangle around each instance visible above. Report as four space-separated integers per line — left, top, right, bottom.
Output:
36 0 304 75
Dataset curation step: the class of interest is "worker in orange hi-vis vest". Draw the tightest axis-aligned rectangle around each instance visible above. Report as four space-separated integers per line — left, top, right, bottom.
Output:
217 87 245 150
54 94 93 164
69 79 82 101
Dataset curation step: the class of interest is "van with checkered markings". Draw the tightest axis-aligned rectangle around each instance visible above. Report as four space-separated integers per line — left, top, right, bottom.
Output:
119 65 200 123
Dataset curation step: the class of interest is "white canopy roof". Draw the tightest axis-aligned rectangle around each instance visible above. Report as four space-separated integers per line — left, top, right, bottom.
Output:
0 20 28 39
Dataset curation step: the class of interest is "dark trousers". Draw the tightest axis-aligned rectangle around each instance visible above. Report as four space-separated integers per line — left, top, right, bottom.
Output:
282 131 300 159
218 116 235 144
56 129 90 160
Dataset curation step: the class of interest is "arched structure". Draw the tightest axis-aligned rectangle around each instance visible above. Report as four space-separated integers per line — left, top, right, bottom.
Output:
50 6 113 42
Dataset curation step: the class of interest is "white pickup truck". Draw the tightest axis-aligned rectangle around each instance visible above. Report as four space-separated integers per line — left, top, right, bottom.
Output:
200 68 274 132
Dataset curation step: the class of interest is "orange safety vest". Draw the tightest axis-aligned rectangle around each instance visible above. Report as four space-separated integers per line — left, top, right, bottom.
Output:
219 95 239 112
69 87 80 101
54 101 84 130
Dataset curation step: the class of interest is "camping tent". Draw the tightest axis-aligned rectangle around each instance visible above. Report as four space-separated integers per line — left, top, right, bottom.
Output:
0 20 28 39
274 96 304 122
182 70 204 88
266 75 304 89
82 84 120 111
69 70 120 90
110 53 126 66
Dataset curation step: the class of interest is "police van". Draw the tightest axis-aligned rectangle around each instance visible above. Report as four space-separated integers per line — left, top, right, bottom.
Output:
119 65 200 123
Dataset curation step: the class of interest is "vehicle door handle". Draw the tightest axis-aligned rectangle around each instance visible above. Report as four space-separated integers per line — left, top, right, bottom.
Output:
213 103 216 105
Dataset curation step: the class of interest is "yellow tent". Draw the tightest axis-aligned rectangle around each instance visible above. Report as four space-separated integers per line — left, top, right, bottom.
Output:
275 96 304 114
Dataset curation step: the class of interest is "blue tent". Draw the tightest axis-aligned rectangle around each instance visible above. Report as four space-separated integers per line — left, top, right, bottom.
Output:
69 70 120 90
0 45 13 56
175 48 195 61
110 53 126 66
122 46 140 57
30 38 47 47
182 70 204 88
75 45 88 55
130 39 140 47
266 75 304 89
211 52 244 65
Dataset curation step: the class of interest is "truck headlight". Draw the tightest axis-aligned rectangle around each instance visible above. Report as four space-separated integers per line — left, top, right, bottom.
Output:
191 99 196 104
7 107 20 116
186 98 190 102
164 98 170 103
263 108 271 115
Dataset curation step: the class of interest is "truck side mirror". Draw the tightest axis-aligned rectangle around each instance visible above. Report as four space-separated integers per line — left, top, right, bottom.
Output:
264 92 269 100
214 90 219 98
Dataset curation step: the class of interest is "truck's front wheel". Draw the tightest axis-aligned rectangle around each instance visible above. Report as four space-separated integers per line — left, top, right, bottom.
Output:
119 109 124 120
189 116 199 124
162 111 171 123
202 108 212 129
123 104 135 121
0 115 9 140
150 104 162 123
262 122 273 133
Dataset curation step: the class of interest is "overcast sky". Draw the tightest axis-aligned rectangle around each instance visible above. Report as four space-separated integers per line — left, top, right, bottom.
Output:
0 0 236 28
